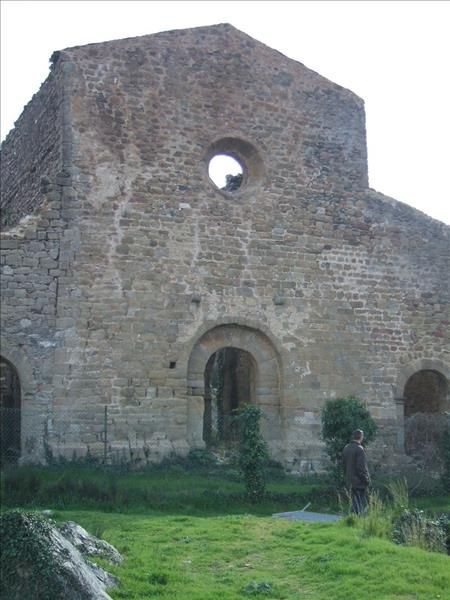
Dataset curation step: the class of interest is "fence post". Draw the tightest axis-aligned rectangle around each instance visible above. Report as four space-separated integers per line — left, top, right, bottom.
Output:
103 405 108 463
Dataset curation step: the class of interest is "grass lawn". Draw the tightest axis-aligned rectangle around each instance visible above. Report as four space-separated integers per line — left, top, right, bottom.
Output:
0 464 338 515
2 464 449 599
412 496 450 514
54 508 449 600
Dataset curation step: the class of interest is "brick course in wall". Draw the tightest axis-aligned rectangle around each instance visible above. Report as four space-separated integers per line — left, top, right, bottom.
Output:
1 24 449 471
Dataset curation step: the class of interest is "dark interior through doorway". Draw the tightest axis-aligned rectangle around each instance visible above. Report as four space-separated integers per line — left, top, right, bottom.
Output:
0 357 21 464
403 369 449 460
203 347 256 445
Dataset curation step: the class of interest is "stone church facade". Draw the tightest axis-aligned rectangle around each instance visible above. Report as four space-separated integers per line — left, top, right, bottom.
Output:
1 24 449 471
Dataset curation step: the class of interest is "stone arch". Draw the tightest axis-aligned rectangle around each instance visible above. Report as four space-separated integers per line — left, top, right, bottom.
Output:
395 358 450 399
0 356 22 463
404 370 449 417
395 359 450 461
0 337 35 400
0 338 38 464
186 323 282 455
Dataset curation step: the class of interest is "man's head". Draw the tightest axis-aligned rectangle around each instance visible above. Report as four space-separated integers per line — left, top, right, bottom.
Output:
352 429 364 443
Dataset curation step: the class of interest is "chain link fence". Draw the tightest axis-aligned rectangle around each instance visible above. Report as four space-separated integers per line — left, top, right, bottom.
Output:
0 405 175 467
0 405 285 467
0 407 22 464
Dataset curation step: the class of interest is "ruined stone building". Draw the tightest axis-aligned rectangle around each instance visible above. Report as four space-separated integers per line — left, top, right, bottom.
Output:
1 24 449 470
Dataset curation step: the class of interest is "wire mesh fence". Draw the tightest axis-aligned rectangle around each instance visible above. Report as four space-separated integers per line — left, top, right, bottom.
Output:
0 407 22 464
0 405 167 466
0 405 284 467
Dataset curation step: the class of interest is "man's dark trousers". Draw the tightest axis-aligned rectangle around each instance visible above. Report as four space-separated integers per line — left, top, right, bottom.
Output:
351 487 368 515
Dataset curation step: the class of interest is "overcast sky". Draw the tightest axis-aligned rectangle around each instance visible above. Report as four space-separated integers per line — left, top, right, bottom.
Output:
2 0 449 224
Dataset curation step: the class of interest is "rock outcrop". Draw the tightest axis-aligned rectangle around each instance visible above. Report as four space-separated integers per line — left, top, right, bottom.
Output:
0 511 121 600
58 521 123 565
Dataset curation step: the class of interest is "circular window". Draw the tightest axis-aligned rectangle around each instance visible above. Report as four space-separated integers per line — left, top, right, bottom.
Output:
205 137 264 195
208 155 243 192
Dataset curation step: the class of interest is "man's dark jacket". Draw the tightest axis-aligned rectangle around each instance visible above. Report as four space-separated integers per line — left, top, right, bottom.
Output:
342 441 370 489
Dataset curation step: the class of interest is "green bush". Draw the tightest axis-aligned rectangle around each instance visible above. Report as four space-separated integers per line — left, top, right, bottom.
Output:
392 508 448 554
237 405 268 503
440 415 450 493
321 396 377 481
0 510 67 600
439 514 450 554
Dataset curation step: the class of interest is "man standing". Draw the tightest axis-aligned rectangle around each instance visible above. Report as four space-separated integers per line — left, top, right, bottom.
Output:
342 429 370 515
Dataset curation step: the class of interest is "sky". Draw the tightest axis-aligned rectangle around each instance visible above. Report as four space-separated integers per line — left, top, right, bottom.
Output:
1 0 449 224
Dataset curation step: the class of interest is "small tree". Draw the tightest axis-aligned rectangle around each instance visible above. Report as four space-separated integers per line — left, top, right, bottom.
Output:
321 396 377 482
237 404 268 503
441 414 450 493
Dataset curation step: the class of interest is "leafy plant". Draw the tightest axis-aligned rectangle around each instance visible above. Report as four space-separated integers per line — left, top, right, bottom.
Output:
0 510 67 599
392 508 448 554
440 414 450 493
241 580 273 595
437 514 450 554
237 404 268 503
321 396 377 481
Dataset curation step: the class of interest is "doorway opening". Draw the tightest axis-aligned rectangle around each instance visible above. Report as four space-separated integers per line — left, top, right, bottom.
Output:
203 347 256 445
403 369 449 462
187 323 282 457
0 357 21 464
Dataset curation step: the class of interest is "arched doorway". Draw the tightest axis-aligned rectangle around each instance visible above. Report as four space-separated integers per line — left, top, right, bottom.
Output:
187 324 282 455
403 369 449 462
0 357 21 463
203 347 257 445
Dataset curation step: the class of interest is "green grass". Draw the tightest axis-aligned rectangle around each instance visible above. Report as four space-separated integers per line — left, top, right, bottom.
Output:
2 465 449 599
412 496 450 514
49 509 450 600
0 464 337 515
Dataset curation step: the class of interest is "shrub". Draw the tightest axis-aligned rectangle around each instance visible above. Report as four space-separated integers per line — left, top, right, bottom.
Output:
237 405 268 503
392 508 448 554
440 415 450 493
321 396 377 481
0 510 67 599
437 514 450 554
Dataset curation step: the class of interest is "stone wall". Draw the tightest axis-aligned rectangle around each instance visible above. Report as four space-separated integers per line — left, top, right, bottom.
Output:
0 57 66 227
0 57 80 461
0 25 449 470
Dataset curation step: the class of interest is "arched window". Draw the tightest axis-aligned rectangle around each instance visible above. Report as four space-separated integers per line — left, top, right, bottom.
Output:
0 356 21 463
